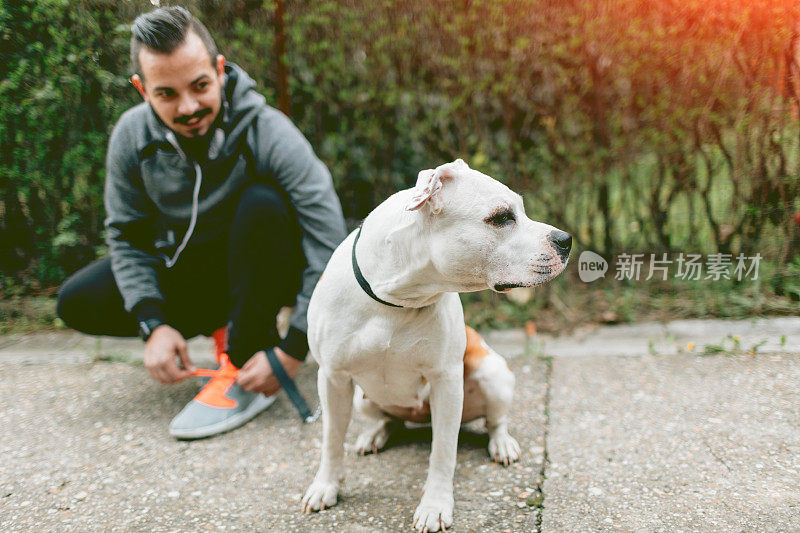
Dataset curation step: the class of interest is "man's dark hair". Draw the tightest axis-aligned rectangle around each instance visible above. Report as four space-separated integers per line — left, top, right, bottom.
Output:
130 6 218 77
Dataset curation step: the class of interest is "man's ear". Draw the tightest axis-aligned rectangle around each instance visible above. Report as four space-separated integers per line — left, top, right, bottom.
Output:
131 74 147 100
216 54 226 81
405 159 470 214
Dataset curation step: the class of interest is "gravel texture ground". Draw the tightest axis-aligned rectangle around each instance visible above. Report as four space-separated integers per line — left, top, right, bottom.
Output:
543 351 800 532
1 317 798 532
0 337 545 532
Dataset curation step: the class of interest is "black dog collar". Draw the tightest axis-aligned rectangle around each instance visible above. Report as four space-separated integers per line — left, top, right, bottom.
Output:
351 225 405 308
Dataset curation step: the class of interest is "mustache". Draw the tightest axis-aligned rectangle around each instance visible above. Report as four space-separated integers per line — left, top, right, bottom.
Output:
174 108 212 126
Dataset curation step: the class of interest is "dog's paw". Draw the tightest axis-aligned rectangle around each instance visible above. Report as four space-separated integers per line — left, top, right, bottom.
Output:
489 431 521 466
412 492 454 532
354 422 393 455
301 480 339 513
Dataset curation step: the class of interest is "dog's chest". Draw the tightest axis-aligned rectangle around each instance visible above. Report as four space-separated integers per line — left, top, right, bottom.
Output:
355 366 430 409
343 317 441 409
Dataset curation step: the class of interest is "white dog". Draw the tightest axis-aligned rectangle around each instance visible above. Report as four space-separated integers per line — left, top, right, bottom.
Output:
301 159 571 531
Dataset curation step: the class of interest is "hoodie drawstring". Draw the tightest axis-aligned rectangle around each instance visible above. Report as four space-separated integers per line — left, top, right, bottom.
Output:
164 131 203 269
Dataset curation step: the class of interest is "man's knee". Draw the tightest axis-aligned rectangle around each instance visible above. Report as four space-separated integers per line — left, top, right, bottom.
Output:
236 184 291 227
56 274 85 332
55 258 135 336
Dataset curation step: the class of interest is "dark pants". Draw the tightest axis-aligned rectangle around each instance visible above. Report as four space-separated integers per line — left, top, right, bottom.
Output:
56 184 305 368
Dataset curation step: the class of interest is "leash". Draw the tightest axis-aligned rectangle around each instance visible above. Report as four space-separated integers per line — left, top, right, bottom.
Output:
351 225 405 308
264 348 319 423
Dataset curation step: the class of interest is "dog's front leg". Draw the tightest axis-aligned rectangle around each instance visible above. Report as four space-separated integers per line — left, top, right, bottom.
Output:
302 369 354 513
413 368 464 532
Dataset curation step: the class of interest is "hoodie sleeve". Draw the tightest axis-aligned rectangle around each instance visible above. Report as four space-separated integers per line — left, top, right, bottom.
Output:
252 108 347 360
104 117 166 324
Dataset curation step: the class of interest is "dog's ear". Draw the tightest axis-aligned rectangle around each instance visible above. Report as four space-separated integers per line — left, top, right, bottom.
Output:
405 159 470 214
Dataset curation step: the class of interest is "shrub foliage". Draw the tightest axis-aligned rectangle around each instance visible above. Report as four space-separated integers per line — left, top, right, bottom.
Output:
1 0 799 295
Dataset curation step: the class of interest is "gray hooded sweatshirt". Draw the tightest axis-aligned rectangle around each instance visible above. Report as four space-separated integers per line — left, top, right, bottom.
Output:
104 63 347 358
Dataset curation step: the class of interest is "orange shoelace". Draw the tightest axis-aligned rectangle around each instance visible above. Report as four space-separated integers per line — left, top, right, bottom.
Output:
190 357 238 378
190 353 239 408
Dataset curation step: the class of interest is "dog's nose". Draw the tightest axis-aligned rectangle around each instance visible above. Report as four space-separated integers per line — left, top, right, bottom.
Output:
548 230 572 260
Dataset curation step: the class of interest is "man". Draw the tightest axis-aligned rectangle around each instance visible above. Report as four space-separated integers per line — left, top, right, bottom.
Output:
57 6 347 439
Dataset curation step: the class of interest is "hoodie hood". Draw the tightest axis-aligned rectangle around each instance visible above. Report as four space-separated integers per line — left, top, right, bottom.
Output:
217 63 265 158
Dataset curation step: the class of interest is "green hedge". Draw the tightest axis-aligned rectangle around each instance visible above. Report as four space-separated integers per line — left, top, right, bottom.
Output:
2 0 799 296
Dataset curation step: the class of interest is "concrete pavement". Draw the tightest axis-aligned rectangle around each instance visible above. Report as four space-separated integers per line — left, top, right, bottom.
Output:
543 352 799 532
1 317 798 531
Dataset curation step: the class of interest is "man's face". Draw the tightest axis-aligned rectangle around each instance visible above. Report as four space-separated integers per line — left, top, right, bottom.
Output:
131 31 225 138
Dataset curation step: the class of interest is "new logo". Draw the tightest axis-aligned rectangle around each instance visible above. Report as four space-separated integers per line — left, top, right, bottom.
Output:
578 250 608 282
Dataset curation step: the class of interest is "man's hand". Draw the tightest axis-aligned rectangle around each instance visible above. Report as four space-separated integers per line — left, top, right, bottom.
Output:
144 325 196 384
237 347 302 396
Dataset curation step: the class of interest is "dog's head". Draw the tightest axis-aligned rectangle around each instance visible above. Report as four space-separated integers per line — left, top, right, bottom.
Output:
406 159 570 293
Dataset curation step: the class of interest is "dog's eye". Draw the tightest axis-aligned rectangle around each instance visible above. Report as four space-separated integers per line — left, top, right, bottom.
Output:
485 210 516 227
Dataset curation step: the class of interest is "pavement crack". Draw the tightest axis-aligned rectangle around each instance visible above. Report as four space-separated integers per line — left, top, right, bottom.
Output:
704 438 731 472
532 356 553 533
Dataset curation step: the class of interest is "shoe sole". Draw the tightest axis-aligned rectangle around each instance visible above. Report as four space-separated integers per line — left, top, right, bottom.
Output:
169 394 277 440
